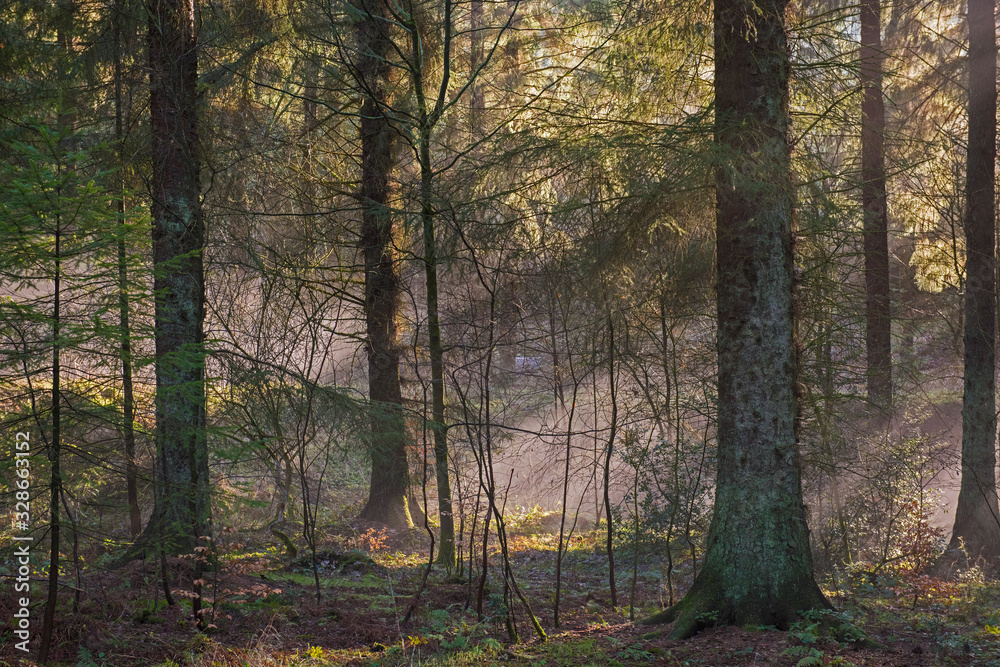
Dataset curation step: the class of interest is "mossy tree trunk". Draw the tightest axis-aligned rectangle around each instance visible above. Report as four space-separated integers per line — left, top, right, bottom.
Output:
949 0 1000 567
641 0 828 638
354 0 413 530
143 0 209 557
861 0 892 411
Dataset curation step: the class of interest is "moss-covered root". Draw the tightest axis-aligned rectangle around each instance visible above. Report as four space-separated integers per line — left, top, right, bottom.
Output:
637 590 713 640
638 577 832 640
268 520 297 558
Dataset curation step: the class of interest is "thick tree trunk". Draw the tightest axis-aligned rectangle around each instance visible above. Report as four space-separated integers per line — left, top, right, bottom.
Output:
144 0 209 554
949 0 1000 567
355 0 413 529
642 0 828 637
861 0 892 411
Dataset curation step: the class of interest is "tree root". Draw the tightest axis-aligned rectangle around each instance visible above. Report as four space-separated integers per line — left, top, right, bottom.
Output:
638 590 714 640
639 573 831 640
268 520 297 559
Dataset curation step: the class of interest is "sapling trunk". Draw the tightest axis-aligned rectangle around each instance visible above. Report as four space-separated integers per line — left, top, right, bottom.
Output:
553 351 580 628
112 0 142 537
39 215 62 665
604 311 618 608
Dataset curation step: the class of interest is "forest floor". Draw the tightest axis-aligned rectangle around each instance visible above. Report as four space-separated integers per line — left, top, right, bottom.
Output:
2 516 999 666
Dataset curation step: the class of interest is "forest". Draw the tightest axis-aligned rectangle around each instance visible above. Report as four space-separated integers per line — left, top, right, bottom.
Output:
2 0 1000 664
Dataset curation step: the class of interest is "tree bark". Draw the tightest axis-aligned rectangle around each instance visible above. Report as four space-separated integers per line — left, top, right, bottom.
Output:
641 0 828 637
355 0 413 529
143 0 209 554
604 311 618 609
861 0 892 411
949 0 1000 567
405 0 457 568
112 0 142 538
422 135 457 568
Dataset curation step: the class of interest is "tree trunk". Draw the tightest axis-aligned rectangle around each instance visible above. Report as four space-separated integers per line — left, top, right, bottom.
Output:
422 136 457 568
861 0 892 411
949 0 1000 567
40 9 73 659
355 0 413 529
38 203 62 666
469 0 484 122
405 0 458 568
641 0 828 637
272 449 293 523
604 311 618 609
143 0 209 555
113 0 142 538
302 55 318 221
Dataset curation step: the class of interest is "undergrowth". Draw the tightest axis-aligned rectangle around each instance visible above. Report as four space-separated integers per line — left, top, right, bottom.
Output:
2 515 999 667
